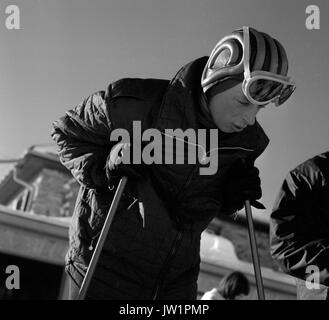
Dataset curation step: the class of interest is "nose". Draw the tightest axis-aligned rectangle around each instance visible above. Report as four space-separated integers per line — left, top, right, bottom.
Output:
243 107 258 126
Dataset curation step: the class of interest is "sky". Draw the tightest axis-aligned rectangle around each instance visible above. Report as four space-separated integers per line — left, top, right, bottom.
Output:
0 0 328 220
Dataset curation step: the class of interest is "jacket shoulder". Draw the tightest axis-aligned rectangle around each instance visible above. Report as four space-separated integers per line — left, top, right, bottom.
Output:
107 78 169 101
105 78 169 130
291 151 329 187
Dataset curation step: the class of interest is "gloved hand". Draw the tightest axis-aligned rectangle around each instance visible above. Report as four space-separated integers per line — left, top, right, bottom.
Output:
105 142 143 181
223 159 265 213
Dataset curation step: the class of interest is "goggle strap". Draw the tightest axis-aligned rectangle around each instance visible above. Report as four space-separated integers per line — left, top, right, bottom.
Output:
243 26 251 80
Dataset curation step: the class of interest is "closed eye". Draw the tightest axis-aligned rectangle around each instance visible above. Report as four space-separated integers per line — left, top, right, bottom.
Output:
237 99 250 106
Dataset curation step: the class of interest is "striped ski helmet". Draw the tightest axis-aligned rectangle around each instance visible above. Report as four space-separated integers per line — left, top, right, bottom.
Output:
201 26 292 105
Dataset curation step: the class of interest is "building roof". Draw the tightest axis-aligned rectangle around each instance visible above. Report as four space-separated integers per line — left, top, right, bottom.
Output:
0 205 69 265
0 204 69 238
0 148 69 205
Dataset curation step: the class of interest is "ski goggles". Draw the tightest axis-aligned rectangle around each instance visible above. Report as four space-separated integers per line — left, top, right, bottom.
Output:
242 26 296 106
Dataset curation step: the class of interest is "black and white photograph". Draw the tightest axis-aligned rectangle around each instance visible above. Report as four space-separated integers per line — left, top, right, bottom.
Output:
0 0 328 310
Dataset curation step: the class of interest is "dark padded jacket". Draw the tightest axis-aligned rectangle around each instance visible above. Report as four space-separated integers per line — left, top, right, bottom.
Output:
270 151 329 299
52 57 269 299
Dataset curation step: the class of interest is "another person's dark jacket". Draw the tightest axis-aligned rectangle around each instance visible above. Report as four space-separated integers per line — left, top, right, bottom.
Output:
51 57 269 299
270 151 329 300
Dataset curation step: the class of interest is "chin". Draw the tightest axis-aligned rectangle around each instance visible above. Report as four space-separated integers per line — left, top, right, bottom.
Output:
222 127 235 133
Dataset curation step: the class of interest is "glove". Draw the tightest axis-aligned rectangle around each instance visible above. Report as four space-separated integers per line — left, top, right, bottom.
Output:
223 159 265 212
105 142 143 181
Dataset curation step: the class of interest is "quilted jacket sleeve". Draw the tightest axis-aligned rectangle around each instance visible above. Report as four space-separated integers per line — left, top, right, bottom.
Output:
270 167 329 284
51 90 114 189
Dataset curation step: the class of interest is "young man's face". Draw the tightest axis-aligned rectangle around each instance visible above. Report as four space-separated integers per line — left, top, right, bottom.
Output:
207 83 265 133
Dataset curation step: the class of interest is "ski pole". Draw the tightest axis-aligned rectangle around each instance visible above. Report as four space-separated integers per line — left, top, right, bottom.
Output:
77 176 128 300
245 200 265 300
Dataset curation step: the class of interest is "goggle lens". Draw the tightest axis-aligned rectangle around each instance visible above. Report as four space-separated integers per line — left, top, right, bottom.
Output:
249 79 282 102
247 78 295 106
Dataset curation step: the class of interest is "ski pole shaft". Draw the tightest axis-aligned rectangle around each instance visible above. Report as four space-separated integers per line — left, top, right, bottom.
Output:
245 200 265 300
77 176 128 300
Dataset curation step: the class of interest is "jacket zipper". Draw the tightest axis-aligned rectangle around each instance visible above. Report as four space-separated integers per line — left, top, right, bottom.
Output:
152 230 183 300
